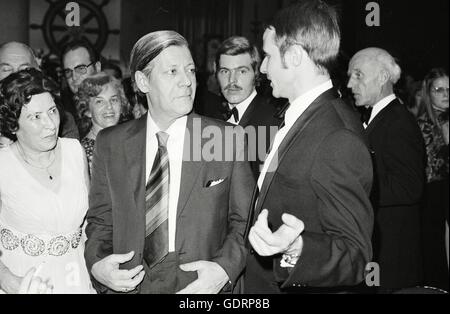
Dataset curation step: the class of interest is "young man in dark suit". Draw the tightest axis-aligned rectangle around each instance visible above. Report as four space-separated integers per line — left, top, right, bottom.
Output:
348 47 425 292
84 31 254 294
203 36 281 178
244 0 374 293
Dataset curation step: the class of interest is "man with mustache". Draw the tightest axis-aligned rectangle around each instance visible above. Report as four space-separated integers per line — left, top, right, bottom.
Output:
84 31 254 294
203 36 281 178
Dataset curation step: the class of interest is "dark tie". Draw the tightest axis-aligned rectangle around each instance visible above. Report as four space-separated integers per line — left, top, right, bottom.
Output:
221 102 239 123
275 101 290 129
361 106 373 125
143 131 170 268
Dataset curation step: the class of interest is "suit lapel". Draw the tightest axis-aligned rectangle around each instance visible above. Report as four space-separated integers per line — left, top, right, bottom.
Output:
238 94 261 127
124 115 147 217
255 89 339 213
365 99 398 135
176 113 205 220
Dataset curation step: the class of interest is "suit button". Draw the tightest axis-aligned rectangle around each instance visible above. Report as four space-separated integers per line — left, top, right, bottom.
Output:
250 249 255 254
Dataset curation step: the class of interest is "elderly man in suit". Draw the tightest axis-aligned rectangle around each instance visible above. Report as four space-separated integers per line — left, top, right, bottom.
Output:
203 36 282 178
84 30 254 294
347 47 425 292
244 0 374 293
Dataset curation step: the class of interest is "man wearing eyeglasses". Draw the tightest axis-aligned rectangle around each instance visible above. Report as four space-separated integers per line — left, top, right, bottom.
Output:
347 47 425 292
61 40 101 137
62 40 101 94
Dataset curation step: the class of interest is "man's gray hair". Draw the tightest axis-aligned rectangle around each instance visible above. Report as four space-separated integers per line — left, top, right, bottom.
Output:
355 47 402 84
129 30 189 88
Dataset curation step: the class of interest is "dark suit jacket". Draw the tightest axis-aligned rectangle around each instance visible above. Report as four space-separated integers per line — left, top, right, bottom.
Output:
202 93 281 178
85 113 255 293
365 99 425 290
244 89 374 293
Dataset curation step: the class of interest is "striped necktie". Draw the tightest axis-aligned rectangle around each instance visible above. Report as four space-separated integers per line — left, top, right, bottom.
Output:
143 131 170 268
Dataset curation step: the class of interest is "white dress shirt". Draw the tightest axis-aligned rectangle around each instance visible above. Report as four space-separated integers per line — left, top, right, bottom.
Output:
145 114 187 252
257 80 333 190
364 94 396 128
226 89 257 125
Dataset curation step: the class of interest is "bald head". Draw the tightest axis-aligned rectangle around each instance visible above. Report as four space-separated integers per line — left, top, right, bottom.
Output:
347 47 401 107
0 41 38 81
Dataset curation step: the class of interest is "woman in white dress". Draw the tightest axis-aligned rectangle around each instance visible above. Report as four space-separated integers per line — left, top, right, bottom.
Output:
0 68 94 293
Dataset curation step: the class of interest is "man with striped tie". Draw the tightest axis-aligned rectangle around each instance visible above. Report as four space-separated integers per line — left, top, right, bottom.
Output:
84 31 255 294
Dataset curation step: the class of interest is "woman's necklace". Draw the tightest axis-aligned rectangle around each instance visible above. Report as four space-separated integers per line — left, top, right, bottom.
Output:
16 141 56 180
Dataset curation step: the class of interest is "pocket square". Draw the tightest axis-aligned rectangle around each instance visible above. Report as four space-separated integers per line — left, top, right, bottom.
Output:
206 178 225 187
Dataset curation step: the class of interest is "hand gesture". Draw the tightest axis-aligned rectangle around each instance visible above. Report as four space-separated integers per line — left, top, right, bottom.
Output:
19 267 53 294
248 209 304 256
176 261 229 294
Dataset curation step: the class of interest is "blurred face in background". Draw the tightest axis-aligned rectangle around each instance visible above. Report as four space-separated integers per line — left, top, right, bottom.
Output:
430 76 449 111
0 43 36 81
63 47 99 93
87 83 122 131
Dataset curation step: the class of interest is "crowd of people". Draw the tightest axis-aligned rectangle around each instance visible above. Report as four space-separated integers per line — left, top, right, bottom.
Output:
0 0 448 294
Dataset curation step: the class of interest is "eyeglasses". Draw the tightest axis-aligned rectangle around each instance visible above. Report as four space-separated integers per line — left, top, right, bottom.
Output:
63 62 95 79
431 86 449 95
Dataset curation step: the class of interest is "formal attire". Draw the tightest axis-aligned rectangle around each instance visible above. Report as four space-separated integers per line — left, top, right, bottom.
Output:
0 138 94 294
85 112 255 294
202 90 281 178
365 95 425 291
244 81 374 293
417 110 449 290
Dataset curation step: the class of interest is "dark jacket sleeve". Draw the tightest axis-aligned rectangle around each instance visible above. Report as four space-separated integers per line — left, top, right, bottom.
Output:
375 118 424 207
211 127 255 287
279 130 374 288
84 131 114 293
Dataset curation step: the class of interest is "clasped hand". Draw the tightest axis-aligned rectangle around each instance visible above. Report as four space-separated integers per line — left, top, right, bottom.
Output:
91 251 145 293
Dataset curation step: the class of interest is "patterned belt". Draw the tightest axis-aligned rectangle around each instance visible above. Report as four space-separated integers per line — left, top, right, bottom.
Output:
0 227 82 257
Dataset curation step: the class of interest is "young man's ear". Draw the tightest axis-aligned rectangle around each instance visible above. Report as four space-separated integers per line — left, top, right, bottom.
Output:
135 71 151 94
284 45 303 68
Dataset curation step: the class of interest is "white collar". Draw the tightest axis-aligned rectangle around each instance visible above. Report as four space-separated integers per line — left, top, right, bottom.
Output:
229 89 257 121
146 113 187 141
368 94 396 124
285 80 333 128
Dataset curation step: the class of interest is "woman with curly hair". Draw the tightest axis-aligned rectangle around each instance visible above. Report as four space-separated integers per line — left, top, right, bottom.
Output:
75 72 131 174
0 68 94 293
417 67 449 290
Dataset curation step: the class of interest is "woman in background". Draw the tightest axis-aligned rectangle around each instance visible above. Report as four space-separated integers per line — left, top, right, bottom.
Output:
417 67 449 290
75 72 131 174
0 68 93 293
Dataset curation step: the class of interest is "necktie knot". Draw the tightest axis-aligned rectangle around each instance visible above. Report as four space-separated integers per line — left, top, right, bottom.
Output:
156 131 169 147
221 102 239 122
361 106 373 125
275 101 290 129
230 107 239 123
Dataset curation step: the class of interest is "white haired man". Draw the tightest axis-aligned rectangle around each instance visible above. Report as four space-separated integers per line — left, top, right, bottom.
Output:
347 47 425 292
